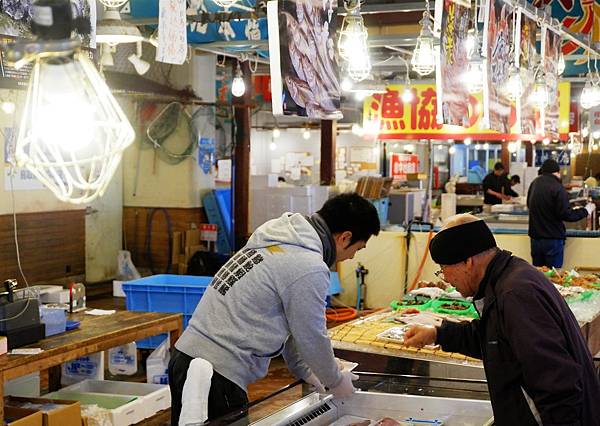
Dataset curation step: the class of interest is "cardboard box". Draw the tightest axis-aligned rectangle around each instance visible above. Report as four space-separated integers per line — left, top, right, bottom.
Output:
5 397 81 426
5 407 43 426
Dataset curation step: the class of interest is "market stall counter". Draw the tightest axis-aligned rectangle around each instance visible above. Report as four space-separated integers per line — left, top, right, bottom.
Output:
206 374 492 426
0 310 183 422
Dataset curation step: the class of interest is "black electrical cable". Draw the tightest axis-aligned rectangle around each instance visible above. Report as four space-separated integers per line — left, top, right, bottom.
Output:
145 208 174 275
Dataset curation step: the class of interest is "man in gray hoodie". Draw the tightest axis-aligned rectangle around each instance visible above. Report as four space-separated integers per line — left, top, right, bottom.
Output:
169 193 380 424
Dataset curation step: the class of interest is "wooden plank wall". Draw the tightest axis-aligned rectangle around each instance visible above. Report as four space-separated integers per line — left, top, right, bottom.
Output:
123 207 207 273
0 210 85 285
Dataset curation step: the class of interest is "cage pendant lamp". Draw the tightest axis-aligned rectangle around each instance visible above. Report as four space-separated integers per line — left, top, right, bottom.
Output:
7 0 135 204
411 9 436 76
338 12 368 62
580 79 598 110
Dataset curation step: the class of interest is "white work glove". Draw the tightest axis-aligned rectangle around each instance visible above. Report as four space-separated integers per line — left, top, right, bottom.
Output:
304 373 326 393
329 370 359 399
585 202 596 215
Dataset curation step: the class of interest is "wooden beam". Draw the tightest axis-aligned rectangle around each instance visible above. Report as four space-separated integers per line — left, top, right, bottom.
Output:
233 61 252 249
320 120 337 185
501 140 510 169
525 141 534 166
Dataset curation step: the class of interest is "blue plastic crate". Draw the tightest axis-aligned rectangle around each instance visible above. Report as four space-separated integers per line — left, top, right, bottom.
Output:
203 190 233 254
369 197 389 225
122 274 212 349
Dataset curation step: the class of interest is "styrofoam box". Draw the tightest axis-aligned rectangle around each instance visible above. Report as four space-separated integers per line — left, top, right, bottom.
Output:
45 389 142 426
113 280 126 298
61 379 170 420
4 372 40 398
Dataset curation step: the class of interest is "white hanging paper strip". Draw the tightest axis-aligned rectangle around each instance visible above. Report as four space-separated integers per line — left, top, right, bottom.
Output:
86 0 97 49
157 0 188 65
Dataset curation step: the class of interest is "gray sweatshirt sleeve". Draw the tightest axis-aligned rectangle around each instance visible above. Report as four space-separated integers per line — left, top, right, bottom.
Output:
281 335 311 381
280 270 343 389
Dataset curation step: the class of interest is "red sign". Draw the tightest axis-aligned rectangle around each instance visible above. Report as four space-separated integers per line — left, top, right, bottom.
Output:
389 153 419 181
200 224 218 242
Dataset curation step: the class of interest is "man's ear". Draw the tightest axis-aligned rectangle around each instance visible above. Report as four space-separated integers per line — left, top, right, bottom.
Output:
336 231 353 248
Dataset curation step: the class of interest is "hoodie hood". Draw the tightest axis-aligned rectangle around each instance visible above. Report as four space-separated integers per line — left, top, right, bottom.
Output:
246 213 325 258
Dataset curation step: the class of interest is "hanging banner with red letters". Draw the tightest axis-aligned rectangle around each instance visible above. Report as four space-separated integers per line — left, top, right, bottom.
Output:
518 13 537 136
483 0 514 134
542 26 561 139
363 83 570 140
437 0 472 127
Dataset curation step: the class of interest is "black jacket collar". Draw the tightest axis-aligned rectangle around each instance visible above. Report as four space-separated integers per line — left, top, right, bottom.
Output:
475 250 513 314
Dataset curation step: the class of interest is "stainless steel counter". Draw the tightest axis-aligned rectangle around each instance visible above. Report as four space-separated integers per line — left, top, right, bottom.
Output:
207 374 492 426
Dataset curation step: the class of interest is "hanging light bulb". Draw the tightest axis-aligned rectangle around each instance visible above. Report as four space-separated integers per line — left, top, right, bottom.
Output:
483 142 490 150
593 131 600 139
582 127 590 138
338 10 368 62
351 123 364 136
508 142 517 153
504 64 523 101
272 127 281 138
411 8 436 76
531 71 550 107
475 143 482 150
231 62 246 97
346 52 371 82
4 0 134 204
302 127 311 140
465 29 476 60
449 145 457 154
464 55 484 94
436 144 443 150
363 120 380 135
393 143 399 148
580 78 598 109
341 77 353 92
557 51 565 75
1 101 15 114
354 91 367 101
463 137 472 146
339 3 371 82
591 84 600 107
269 142 277 151
543 138 551 145
404 144 415 152
401 87 414 103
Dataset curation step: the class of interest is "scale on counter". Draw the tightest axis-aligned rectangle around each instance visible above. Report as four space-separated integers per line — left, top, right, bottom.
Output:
0 279 45 349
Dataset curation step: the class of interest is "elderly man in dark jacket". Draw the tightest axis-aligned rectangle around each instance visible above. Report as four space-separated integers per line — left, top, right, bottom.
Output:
527 159 589 267
404 214 600 426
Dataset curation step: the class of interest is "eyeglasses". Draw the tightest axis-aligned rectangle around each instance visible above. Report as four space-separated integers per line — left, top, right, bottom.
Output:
434 269 445 280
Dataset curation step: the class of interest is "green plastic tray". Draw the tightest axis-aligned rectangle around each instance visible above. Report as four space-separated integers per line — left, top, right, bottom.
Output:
390 298 432 312
44 390 137 410
432 299 479 318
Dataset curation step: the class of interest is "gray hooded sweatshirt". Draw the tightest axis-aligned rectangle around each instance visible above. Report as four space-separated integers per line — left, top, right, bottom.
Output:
175 212 343 392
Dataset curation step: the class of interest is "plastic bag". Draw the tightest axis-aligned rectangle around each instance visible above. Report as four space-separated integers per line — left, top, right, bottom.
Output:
147 338 170 384
108 342 137 376
117 250 141 281
62 352 104 386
